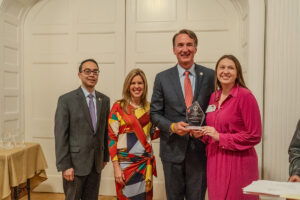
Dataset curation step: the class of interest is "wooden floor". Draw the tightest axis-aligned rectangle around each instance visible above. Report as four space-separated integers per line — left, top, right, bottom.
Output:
19 192 116 200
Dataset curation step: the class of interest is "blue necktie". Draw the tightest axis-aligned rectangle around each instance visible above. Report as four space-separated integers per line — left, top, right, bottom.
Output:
88 94 97 132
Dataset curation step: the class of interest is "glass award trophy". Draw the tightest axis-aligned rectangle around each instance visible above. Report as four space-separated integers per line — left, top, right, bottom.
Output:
186 101 205 130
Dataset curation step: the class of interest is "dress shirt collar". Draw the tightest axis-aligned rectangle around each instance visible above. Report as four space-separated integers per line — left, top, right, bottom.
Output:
229 84 239 98
177 63 196 77
81 86 96 97
215 84 240 101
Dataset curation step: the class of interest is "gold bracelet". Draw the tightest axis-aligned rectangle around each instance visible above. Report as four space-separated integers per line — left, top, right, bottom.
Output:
171 123 175 132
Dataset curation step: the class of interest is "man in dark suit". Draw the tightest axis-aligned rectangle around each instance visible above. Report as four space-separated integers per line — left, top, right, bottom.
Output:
289 119 300 182
150 29 214 200
55 58 110 200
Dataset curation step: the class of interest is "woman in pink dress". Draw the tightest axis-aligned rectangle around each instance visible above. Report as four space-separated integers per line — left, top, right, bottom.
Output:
194 55 262 200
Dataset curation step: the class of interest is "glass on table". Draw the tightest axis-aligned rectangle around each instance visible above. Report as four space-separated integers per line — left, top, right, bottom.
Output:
12 128 26 148
0 138 3 149
3 128 13 149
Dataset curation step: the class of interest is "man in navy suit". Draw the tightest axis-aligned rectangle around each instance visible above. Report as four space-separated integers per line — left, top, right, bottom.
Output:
151 29 214 200
55 58 110 200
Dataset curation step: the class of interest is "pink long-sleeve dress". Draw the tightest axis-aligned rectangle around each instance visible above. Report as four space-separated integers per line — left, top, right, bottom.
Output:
204 84 262 200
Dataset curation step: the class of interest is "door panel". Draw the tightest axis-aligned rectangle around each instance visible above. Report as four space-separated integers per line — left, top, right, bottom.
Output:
126 0 242 199
24 0 125 195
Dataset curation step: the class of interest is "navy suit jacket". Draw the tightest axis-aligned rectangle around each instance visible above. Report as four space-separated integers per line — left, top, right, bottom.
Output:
150 64 214 163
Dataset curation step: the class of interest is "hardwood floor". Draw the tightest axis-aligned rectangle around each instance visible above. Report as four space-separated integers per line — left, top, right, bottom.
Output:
19 192 116 200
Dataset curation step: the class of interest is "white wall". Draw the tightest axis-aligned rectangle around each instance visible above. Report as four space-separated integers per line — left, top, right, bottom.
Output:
263 0 300 181
0 0 37 146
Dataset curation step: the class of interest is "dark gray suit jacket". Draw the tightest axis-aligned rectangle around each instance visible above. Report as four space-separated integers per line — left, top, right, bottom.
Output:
150 64 214 163
55 87 110 176
289 119 300 177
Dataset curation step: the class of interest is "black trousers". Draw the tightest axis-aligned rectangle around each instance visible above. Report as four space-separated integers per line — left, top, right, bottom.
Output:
162 138 207 200
63 165 101 200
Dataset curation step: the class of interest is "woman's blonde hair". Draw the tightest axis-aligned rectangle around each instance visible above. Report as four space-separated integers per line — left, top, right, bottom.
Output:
119 68 148 113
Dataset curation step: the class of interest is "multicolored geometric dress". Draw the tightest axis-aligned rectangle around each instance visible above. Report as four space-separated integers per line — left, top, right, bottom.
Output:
108 101 160 200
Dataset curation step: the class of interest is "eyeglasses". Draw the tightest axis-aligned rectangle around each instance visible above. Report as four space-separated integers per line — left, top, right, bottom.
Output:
81 69 100 75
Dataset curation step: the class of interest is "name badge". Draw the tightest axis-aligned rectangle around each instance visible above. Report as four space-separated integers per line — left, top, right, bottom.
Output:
206 104 216 113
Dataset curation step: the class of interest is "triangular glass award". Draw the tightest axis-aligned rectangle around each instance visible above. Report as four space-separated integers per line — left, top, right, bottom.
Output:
185 101 205 130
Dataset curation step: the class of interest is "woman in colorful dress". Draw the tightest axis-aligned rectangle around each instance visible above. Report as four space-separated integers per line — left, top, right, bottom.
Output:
108 68 159 200
193 55 262 200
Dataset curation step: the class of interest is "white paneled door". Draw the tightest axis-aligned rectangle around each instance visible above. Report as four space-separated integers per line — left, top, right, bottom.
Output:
24 0 248 199
24 0 125 195
126 1 242 198
0 0 24 149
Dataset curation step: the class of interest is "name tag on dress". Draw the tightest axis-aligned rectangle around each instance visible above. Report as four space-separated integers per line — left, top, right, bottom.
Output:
206 104 216 113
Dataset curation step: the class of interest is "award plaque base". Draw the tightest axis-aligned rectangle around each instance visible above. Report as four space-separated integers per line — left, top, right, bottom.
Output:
185 126 202 130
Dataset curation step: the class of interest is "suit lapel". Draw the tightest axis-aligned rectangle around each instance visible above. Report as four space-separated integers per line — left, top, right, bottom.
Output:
194 64 204 101
168 66 186 108
95 92 103 132
76 87 94 132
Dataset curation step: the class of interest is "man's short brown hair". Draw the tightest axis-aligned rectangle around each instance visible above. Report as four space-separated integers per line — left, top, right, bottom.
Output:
172 29 198 47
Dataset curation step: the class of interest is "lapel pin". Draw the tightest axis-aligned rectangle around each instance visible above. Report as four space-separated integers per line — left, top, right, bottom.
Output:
98 97 101 101
200 72 203 76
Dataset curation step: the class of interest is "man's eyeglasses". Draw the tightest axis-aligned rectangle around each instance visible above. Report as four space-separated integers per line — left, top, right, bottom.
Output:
81 69 100 75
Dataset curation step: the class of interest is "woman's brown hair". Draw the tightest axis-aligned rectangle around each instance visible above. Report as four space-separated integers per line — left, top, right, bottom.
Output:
214 54 247 91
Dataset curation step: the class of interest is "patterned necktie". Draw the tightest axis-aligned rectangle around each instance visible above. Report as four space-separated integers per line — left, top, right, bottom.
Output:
88 94 97 132
184 71 193 108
